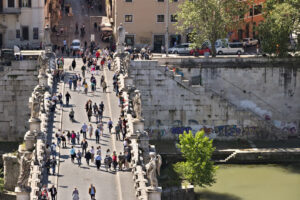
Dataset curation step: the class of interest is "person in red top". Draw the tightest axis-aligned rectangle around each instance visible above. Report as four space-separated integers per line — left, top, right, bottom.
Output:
95 51 100 60
112 151 118 171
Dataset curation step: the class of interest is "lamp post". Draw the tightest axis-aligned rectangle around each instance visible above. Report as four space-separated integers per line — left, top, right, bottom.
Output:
165 0 169 57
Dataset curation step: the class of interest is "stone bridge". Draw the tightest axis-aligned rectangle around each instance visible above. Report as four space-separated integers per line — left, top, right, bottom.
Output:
3 51 162 200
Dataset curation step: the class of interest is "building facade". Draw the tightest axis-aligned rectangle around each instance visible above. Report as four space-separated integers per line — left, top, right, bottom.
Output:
231 0 265 41
0 0 45 49
112 0 188 52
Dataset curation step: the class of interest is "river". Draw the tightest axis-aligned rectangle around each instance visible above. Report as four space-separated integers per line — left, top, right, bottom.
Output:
196 164 300 200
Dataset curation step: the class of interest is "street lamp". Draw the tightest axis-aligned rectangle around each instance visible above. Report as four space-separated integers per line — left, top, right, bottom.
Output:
165 0 169 57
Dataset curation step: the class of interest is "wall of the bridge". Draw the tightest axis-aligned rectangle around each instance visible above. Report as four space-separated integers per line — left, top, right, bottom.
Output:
0 61 39 141
128 60 292 140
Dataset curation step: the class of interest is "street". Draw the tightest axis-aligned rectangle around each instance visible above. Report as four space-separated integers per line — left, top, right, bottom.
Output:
54 58 136 200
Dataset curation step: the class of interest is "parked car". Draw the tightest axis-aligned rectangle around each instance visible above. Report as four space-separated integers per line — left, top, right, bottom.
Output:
70 39 81 51
242 38 258 47
168 43 191 54
216 42 244 55
190 46 211 56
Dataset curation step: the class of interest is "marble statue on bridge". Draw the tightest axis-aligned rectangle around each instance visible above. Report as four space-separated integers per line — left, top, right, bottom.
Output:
146 152 162 189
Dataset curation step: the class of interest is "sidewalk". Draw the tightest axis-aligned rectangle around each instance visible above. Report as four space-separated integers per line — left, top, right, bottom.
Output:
56 58 136 200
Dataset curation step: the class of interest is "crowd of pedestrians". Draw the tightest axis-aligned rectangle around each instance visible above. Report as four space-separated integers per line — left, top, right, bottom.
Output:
40 45 133 200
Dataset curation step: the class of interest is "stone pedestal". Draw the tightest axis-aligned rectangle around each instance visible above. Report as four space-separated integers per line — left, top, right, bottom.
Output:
124 76 133 87
3 154 19 191
38 74 48 88
133 119 144 133
24 131 35 151
147 187 162 200
15 187 30 200
29 117 41 132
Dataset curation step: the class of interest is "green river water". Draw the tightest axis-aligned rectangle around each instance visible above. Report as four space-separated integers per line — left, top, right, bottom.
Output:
196 164 300 200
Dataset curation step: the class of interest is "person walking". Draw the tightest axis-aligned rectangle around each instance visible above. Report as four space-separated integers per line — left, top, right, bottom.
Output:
108 118 113 134
93 103 98 115
95 128 100 144
90 146 95 162
99 101 104 112
102 80 107 93
61 134 67 148
87 109 93 122
81 139 88 155
50 157 57 175
76 132 80 144
115 124 120 140
88 184 96 199
88 124 93 139
49 185 57 200
112 151 118 171
70 146 76 163
95 154 101 170
81 123 88 139
65 92 71 106
81 65 86 78
72 58 76 71
71 131 76 145
77 150 82 167
72 188 79 200
68 77 73 90
85 150 92 165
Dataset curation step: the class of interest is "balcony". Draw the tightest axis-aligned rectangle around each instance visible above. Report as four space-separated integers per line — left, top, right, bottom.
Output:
0 7 21 14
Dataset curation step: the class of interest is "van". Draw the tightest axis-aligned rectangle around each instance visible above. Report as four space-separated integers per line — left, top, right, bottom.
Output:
216 42 244 55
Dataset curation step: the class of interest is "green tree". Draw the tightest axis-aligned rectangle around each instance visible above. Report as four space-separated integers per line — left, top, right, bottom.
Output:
258 0 300 56
176 0 248 57
174 130 217 187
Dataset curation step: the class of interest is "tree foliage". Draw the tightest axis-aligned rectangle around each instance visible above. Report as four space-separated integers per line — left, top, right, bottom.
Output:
174 130 217 187
258 0 300 56
176 0 248 56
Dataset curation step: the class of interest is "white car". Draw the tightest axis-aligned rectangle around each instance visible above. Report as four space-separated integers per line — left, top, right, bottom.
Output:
70 39 81 51
168 43 191 54
242 38 258 47
216 42 244 55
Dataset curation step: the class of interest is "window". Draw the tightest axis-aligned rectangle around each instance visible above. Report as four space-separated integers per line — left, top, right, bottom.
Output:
8 0 15 7
250 5 262 16
171 14 177 22
16 29 20 38
173 0 178 2
125 15 133 22
33 27 38 40
125 0 132 2
157 0 164 2
22 26 29 40
157 15 164 22
254 5 262 15
21 0 32 7
125 35 134 46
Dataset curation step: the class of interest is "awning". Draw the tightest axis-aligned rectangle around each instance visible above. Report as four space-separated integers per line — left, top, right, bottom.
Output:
101 27 113 32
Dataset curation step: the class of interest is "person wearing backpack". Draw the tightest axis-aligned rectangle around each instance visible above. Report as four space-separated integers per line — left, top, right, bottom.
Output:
88 184 96 199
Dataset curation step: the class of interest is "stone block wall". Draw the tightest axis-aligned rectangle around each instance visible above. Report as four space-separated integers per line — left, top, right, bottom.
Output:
0 60 39 141
129 60 285 140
